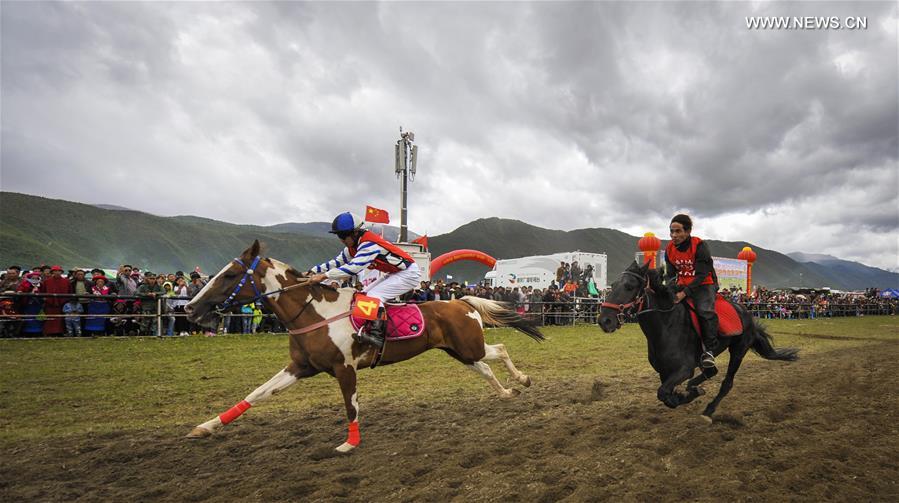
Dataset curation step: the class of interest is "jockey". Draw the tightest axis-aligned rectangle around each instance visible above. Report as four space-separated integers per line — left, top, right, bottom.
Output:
308 212 421 347
665 214 720 370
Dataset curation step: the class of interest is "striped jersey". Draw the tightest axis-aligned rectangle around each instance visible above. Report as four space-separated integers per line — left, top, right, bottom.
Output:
313 231 414 280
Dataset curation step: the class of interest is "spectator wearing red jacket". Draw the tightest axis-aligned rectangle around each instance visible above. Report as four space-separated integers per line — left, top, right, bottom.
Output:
40 265 71 336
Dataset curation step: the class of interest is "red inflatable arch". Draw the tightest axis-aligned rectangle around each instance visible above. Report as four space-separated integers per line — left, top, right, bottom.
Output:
430 249 496 276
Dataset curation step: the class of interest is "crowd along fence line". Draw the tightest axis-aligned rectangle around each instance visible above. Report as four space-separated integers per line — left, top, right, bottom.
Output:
0 292 895 338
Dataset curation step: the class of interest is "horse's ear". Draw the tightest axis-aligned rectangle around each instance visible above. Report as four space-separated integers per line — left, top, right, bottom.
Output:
241 240 261 259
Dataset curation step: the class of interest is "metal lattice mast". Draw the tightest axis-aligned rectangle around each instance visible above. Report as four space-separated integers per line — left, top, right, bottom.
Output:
394 128 417 243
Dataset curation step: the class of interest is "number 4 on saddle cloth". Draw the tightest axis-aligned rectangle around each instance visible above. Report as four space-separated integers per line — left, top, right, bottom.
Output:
684 294 744 337
350 294 426 340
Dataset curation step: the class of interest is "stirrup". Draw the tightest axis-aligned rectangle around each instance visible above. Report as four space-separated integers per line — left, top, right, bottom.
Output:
354 325 384 348
700 351 716 369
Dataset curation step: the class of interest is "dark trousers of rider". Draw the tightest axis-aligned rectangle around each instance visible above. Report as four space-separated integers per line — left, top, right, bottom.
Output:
692 284 719 352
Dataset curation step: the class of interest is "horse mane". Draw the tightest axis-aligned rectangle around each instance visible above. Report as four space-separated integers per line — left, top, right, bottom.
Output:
266 258 340 292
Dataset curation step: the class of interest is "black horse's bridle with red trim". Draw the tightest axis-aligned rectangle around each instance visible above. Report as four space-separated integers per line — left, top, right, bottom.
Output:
600 269 650 323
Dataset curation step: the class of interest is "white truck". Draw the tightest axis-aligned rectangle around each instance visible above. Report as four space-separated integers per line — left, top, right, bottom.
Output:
485 252 607 290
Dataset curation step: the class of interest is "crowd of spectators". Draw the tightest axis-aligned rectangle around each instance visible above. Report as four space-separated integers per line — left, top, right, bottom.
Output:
0 263 273 337
1 260 895 337
723 286 898 319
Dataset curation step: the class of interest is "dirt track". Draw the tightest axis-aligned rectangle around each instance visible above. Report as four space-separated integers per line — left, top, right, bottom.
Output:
3 341 898 502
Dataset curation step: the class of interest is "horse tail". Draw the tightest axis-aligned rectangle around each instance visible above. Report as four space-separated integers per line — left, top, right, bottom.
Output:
457 296 545 342
750 319 799 361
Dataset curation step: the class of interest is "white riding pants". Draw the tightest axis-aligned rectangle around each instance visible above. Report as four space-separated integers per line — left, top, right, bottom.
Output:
363 263 421 302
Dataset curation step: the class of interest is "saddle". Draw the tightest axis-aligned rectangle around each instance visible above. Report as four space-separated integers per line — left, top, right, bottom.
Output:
684 294 744 337
349 296 426 340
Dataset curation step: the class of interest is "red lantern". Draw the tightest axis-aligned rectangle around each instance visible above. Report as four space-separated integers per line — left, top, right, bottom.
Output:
638 232 662 268
737 246 757 294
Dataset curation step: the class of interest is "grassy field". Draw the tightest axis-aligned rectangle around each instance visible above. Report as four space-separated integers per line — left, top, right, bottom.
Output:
1 316 896 444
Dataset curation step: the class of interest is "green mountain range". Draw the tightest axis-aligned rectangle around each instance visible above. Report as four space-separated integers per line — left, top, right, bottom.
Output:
2 192 895 289
0 192 336 274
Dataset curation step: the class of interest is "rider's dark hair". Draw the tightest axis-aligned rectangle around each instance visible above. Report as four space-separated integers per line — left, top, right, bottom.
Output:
670 214 693 232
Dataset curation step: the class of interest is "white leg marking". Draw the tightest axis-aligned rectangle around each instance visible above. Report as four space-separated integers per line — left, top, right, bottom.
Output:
336 442 355 453
468 361 517 398
483 343 531 386
196 416 223 433
335 391 360 453
193 368 298 435
245 369 299 404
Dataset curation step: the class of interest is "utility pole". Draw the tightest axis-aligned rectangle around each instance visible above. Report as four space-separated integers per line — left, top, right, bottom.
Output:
394 128 417 243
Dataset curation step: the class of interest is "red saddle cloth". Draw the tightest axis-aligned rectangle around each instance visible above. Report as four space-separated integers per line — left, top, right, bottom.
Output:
685 295 744 337
350 302 426 340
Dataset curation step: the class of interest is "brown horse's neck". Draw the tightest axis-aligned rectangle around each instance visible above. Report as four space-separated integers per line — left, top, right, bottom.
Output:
259 260 346 330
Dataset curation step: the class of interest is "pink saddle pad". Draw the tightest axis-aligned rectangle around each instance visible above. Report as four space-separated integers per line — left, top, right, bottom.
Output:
350 303 426 340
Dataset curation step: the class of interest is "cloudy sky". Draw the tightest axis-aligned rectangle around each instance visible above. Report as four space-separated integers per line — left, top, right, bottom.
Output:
2 1 897 270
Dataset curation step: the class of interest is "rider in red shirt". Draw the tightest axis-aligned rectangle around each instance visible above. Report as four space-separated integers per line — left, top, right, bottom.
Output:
665 214 719 369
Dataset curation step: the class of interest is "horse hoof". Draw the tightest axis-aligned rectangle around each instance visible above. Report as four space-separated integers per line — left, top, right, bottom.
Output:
186 426 212 439
335 442 356 453
521 375 532 387
700 414 713 424
501 388 521 399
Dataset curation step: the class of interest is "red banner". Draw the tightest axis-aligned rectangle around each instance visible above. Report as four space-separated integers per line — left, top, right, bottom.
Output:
365 205 389 224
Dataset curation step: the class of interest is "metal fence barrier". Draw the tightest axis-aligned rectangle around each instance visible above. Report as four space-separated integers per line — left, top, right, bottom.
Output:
0 292 284 337
1 292 895 338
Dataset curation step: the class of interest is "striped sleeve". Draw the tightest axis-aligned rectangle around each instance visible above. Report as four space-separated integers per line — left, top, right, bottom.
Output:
312 247 350 273
325 242 385 280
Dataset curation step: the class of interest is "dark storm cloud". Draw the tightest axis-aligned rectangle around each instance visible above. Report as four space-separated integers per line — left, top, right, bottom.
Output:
1 1 896 269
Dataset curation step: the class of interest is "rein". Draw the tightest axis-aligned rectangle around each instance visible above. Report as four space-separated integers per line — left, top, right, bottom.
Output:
215 256 312 314
212 255 350 335
600 270 649 320
602 269 678 321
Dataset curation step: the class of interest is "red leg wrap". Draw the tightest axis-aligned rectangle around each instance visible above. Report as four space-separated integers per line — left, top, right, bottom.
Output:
346 420 361 446
219 400 252 425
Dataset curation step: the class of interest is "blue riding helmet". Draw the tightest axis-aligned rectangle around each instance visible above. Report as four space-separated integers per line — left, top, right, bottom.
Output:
330 212 367 234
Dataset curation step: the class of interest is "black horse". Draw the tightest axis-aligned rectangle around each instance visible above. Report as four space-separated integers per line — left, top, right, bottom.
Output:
598 261 798 420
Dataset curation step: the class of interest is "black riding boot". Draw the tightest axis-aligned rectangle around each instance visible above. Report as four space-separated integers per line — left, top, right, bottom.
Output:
700 331 718 369
355 312 386 348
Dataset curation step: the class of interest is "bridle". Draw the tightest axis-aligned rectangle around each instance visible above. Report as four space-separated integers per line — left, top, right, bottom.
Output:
601 268 679 325
600 269 650 324
214 256 313 315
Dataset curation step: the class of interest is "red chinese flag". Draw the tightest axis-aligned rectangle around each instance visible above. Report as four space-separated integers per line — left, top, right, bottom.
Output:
412 235 429 251
365 205 390 224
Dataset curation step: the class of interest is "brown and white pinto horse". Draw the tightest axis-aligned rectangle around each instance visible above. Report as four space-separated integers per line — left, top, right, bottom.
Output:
184 240 544 452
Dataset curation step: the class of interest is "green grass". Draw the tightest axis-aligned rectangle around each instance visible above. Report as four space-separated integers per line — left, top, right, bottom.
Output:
1 317 896 444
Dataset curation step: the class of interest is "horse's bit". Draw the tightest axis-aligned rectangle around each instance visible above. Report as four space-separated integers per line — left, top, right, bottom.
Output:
600 270 649 324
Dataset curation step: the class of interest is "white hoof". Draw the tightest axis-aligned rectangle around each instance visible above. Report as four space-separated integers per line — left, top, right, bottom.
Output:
335 442 357 453
501 388 521 399
186 426 212 439
700 414 713 424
